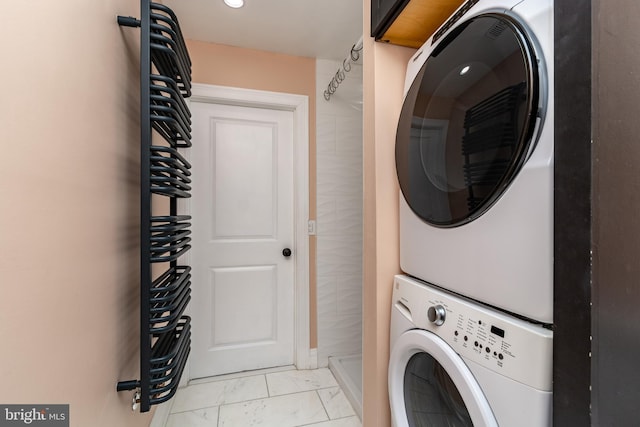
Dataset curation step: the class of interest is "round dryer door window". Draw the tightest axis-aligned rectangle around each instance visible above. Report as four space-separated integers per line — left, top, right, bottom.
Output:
396 14 542 227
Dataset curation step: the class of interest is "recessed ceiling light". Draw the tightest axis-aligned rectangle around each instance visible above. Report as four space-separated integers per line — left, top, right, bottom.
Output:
224 0 244 8
460 65 471 76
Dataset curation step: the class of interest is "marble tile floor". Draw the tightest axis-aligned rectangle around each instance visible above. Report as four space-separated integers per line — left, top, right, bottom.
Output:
164 367 362 427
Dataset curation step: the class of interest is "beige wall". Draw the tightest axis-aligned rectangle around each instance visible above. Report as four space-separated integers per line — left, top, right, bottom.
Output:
0 1 153 427
362 0 416 424
186 40 318 348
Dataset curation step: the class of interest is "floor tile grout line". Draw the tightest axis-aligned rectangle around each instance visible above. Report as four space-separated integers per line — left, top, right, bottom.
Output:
166 369 346 425
315 389 331 422
187 365 297 387
296 415 361 427
264 373 272 397
163 405 221 427
203 388 336 427
172 385 340 415
318 387 359 422
229 387 331 405
167 405 219 415
168 374 273 415
266 384 342 400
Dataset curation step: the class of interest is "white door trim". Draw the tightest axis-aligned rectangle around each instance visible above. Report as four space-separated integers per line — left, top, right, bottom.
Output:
188 83 312 371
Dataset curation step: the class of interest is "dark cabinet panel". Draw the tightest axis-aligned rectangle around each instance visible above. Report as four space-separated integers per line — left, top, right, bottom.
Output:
372 0 467 49
371 0 410 39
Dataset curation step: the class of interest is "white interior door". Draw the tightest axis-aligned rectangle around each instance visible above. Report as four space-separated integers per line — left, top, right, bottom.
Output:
190 100 295 379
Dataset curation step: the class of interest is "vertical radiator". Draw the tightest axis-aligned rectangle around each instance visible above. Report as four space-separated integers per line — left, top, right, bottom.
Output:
116 0 193 413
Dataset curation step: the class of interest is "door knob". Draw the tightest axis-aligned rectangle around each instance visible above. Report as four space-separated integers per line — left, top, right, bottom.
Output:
282 248 292 257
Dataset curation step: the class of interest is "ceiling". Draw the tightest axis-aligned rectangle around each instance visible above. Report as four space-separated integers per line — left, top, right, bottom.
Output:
163 0 364 60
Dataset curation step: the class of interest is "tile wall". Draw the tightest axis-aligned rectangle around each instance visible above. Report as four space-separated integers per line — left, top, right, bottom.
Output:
315 59 364 367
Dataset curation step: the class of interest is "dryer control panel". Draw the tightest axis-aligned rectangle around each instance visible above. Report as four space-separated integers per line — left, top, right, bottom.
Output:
393 274 553 391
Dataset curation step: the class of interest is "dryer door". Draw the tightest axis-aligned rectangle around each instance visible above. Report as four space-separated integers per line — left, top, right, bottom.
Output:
396 13 542 227
389 329 498 427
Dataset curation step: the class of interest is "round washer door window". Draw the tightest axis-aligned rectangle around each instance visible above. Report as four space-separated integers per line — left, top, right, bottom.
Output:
404 352 473 426
396 14 542 227
388 330 498 427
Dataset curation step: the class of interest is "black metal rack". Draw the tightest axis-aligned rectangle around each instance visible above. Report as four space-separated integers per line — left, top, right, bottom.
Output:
117 1 192 413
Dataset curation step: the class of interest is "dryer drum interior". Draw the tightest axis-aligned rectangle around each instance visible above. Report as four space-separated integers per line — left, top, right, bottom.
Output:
396 14 542 228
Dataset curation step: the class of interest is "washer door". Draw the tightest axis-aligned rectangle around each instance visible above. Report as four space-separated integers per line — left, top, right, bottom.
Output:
389 330 498 427
396 13 542 227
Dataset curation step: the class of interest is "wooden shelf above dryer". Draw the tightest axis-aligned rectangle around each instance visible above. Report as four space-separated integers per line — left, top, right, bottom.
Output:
371 0 466 49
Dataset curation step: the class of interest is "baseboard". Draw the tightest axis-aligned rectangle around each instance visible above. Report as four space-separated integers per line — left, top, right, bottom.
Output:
308 348 318 369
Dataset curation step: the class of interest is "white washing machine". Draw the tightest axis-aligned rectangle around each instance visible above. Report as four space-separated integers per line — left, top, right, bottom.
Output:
389 275 552 426
395 0 554 323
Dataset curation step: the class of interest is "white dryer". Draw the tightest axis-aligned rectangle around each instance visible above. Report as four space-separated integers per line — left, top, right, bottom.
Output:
395 0 554 323
389 275 552 426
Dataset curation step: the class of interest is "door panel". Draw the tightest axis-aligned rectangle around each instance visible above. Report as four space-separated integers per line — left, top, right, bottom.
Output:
210 266 277 346
190 101 294 378
213 120 277 239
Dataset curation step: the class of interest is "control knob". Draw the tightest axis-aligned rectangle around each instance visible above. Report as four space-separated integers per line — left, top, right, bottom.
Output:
427 304 446 326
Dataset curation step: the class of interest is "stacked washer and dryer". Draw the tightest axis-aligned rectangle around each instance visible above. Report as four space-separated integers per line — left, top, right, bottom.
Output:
390 0 554 426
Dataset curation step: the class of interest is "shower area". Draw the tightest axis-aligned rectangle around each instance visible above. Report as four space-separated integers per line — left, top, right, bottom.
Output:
315 43 363 418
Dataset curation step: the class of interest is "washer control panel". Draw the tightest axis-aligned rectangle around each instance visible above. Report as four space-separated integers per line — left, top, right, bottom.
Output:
393 275 553 391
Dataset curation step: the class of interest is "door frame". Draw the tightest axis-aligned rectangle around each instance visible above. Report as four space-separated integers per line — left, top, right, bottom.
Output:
185 83 312 374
